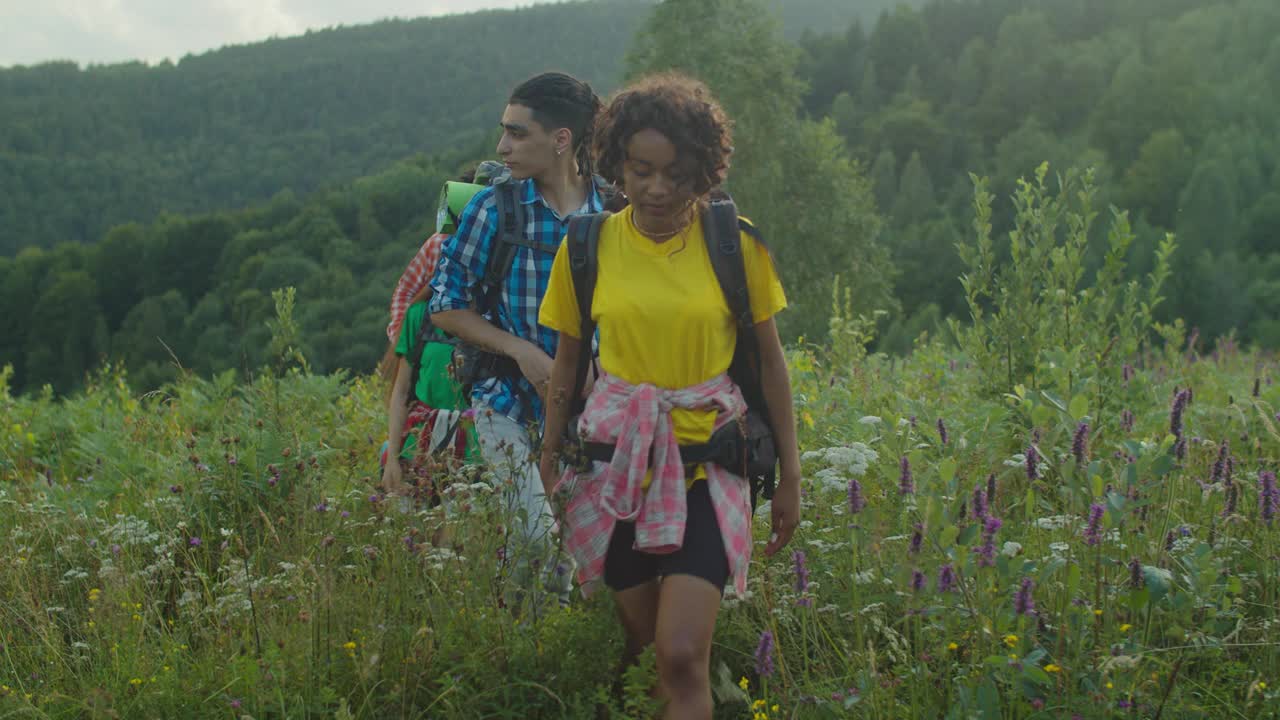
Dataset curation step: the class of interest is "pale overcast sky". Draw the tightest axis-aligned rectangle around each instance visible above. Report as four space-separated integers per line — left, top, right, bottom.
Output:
0 0 562 67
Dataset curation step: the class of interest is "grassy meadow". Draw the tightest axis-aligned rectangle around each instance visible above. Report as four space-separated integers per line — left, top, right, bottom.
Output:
3 175 1280 718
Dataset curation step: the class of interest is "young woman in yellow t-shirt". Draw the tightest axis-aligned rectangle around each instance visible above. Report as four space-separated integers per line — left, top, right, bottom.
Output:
539 73 802 719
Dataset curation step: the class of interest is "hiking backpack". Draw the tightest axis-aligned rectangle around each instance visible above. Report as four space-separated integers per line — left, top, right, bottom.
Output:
563 197 778 507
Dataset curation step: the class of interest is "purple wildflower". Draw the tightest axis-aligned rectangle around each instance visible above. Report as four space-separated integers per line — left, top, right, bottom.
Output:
974 516 1002 567
899 455 914 495
847 478 865 514
110 543 121 556
754 630 775 677
229 698 242 710
1259 471 1278 524
169 484 182 494
1072 422 1089 464
1129 558 1144 589
1026 443 1039 480
1170 389 1191 440
369 494 381 504
937 564 957 593
1123 364 1133 384
792 550 810 594
196 463 211 473
1174 437 1187 461
972 485 988 521
937 418 949 446
1211 441 1229 484
1084 503 1105 546
911 569 926 593
1014 577 1035 615
1223 482 1239 517
909 524 923 555
314 502 328 513
1164 530 1176 551
1121 409 1135 433
188 536 202 547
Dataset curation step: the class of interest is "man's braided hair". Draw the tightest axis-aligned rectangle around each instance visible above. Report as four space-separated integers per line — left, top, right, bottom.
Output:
508 72 603 177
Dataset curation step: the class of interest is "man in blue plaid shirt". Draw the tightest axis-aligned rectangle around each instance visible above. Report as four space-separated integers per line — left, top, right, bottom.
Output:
430 72 606 609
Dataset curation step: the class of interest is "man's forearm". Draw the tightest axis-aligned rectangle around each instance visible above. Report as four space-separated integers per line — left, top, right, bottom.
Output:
431 308 530 359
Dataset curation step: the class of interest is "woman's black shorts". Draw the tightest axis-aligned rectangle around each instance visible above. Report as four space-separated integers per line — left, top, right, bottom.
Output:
603 479 730 593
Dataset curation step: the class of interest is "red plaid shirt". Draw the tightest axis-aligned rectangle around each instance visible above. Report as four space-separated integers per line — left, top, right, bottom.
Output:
386 233 448 344
554 372 754 597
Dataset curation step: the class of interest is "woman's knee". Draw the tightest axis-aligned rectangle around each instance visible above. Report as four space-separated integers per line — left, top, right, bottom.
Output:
654 632 710 688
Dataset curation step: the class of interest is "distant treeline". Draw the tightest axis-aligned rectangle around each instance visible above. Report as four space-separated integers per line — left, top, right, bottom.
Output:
3 0 1278 396
799 0 1280 349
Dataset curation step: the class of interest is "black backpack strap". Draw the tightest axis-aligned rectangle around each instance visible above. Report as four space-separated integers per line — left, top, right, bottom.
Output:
704 201 754 332
567 211 609 415
477 182 525 317
703 199 776 505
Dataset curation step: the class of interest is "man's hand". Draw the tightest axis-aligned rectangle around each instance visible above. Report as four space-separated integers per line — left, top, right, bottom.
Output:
380 461 410 497
764 472 800 557
513 342 554 401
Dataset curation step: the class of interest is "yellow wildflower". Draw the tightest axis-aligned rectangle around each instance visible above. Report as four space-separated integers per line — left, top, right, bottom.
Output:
947 642 959 651
1106 682 1114 690
1003 634 1018 648
772 706 779 713
1093 609 1103 617
1260 682 1268 690
132 614 142 622
1119 623 1133 633
343 641 358 652
129 678 143 686
739 676 749 691
753 699 766 709
1044 664 1062 673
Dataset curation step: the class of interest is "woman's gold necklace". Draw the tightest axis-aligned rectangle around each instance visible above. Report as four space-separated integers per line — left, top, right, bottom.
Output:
630 206 693 241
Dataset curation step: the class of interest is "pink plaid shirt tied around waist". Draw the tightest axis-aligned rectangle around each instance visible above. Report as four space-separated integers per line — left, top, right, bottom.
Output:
554 372 754 597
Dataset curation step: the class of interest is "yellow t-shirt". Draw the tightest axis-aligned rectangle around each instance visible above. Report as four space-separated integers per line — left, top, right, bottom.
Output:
540 205 787 479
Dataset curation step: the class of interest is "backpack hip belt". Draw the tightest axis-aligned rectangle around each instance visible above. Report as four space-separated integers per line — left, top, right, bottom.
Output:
568 409 776 478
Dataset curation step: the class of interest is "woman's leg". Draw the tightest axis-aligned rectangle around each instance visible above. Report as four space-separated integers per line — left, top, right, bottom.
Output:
653 575 722 719
614 579 660 669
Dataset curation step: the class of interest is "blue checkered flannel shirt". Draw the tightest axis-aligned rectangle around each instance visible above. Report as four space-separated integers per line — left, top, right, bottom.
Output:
428 177 605 426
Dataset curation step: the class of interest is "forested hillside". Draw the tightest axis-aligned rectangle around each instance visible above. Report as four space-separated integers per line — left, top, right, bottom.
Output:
0 1 646 255
4 0 1279 397
0 0 910 256
797 0 1280 350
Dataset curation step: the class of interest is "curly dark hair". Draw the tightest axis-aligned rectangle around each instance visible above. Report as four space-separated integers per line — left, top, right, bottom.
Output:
593 72 734 197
